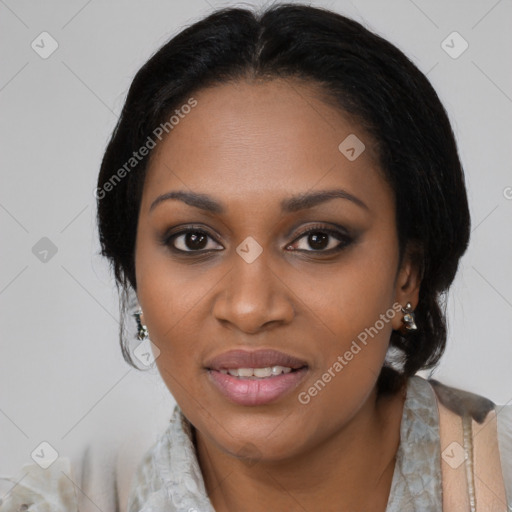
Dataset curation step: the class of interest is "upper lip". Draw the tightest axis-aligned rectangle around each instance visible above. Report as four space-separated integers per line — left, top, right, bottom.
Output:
205 349 308 371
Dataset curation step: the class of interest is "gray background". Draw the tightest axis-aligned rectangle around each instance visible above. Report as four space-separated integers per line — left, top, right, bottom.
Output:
1 0 511 498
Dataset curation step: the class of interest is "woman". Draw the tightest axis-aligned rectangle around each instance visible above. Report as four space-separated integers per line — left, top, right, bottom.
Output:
1 3 510 511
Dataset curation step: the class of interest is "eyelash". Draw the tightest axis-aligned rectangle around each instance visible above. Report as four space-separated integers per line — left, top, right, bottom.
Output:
161 223 354 256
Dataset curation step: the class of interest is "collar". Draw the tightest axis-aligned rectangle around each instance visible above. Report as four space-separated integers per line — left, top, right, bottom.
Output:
127 375 442 512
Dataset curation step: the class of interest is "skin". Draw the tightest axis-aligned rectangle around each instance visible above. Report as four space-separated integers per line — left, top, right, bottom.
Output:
134 78 421 512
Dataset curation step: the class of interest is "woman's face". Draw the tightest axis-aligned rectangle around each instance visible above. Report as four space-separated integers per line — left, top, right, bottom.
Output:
135 78 420 462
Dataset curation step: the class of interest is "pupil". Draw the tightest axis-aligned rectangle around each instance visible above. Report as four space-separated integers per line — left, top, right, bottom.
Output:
186 232 207 250
309 232 328 250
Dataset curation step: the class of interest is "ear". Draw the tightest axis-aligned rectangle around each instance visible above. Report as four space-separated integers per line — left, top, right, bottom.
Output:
391 241 423 332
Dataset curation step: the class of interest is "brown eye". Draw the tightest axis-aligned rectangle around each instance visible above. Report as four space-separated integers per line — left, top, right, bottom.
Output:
165 229 223 253
287 226 353 253
303 231 330 250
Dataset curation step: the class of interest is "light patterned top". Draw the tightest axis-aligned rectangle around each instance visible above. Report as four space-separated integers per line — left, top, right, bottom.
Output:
1 375 511 511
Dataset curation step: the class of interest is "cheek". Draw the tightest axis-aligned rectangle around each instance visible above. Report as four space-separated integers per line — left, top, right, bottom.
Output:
297 236 398 397
137 270 204 406
305 235 398 339
135 231 192 367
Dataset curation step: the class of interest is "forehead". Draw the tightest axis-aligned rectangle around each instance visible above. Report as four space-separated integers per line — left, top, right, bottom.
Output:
141 78 390 216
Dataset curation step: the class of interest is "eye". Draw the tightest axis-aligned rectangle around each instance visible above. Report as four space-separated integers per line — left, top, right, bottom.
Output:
286 225 353 253
161 223 354 256
164 228 223 253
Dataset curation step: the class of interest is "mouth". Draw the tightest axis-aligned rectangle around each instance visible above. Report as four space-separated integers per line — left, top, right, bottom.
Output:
205 349 309 406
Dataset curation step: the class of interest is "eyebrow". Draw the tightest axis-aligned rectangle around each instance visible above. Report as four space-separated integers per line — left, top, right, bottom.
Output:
149 188 369 214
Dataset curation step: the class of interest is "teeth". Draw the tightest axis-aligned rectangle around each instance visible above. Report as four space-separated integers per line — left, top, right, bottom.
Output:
254 367 272 377
219 366 294 378
272 366 292 375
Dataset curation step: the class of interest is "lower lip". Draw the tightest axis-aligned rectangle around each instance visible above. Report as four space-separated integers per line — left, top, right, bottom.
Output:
207 368 308 406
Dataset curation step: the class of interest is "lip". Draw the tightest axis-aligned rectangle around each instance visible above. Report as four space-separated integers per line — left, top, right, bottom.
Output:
207 367 308 406
205 349 309 406
204 349 308 371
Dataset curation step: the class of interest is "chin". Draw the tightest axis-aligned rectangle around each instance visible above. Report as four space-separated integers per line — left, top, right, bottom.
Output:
212 421 307 463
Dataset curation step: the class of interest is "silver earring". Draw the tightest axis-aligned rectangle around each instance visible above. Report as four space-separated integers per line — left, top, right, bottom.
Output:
133 309 149 340
399 302 417 335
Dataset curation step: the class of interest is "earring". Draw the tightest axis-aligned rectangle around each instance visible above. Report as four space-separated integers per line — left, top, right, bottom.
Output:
399 302 418 335
133 309 149 340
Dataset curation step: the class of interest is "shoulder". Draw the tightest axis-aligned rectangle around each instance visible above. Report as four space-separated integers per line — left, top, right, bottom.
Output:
427 378 496 423
495 402 512 506
0 406 177 512
0 457 79 512
426 377 512 450
0 443 120 512
426 377 512 506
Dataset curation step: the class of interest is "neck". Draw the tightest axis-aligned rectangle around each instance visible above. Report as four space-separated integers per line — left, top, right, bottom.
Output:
194 383 407 512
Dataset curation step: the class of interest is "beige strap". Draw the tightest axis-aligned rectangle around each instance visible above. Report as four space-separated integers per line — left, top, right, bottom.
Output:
473 409 508 511
438 398 470 511
437 395 508 511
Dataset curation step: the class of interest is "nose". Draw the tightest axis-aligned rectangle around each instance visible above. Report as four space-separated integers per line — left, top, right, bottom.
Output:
211 249 295 335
